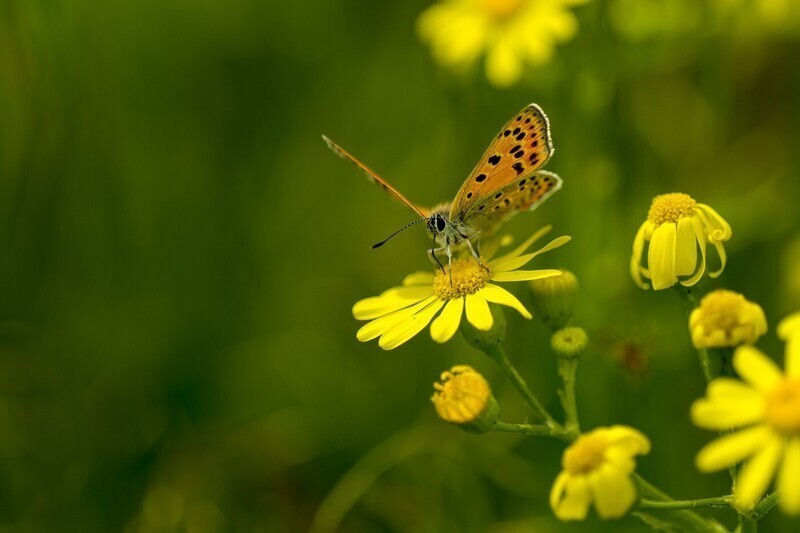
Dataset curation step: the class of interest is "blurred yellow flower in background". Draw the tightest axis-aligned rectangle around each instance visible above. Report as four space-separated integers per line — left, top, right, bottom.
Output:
417 0 589 87
631 192 732 290
689 289 767 349
550 425 650 520
431 365 500 433
352 227 569 349
692 323 800 514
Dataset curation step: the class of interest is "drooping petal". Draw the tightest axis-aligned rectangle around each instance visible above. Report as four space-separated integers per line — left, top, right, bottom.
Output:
378 299 445 350
779 437 800 515
479 284 531 319
734 435 783 509
630 221 650 289
465 293 493 331
681 216 708 287
733 346 783 393
709 239 727 278
589 465 637 519
352 286 435 320
647 222 677 290
549 471 570 511
491 269 562 282
552 475 591 521
356 296 438 341
695 425 772 472
430 297 464 344
674 217 698 276
696 203 732 241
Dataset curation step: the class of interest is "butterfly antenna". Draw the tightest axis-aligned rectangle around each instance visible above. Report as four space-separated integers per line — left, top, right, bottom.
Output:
372 218 426 249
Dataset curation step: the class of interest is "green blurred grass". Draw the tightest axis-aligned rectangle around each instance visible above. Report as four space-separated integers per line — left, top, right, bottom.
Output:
1 0 800 531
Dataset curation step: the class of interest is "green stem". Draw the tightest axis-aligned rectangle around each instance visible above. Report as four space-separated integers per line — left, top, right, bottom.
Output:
487 344 560 429
633 474 728 533
556 355 580 436
493 421 571 441
750 491 780 521
672 285 714 382
735 516 757 533
639 495 733 511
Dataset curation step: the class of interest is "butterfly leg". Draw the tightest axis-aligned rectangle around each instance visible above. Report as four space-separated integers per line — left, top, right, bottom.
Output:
429 236 446 275
445 237 453 286
463 235 489 272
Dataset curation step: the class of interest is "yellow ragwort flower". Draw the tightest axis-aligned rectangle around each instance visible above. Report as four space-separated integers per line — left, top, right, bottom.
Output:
417 0 589 87
631 192 732 290
692 317 800 514
550 425 650 521
352 226 569 350
431 365 499 433
689 289 767 349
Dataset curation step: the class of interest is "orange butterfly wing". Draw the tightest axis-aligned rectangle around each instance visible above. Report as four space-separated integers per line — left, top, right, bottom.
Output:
460 170 562 232
323 135 429 218
449 104 555 226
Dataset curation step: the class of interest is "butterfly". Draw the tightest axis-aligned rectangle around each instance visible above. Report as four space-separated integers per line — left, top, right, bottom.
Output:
323 103 562 275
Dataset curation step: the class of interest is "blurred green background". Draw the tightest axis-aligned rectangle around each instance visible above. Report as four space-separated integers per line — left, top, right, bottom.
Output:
1 0 800 531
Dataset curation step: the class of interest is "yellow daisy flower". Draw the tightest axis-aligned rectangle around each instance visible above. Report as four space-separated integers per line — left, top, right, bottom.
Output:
691 317 800 514
417 0 589 88
550 425 650 521
352 226 569 350
689 289 767 349
631 192 732 291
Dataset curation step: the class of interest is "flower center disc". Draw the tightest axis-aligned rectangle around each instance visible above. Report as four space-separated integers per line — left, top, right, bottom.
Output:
480 0 525 19
695 290 747 335
564 434 607 474
766 379 800 434
647 192 697 225
433 258 492 300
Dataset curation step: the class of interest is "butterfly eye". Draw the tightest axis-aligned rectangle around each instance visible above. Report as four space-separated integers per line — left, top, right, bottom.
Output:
435 215 447 232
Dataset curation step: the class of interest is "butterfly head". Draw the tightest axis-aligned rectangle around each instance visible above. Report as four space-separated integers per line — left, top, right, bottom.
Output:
427 212 448 236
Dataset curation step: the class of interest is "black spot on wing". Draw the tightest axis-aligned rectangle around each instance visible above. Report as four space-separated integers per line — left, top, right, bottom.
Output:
488 154 501 165
512 162 524 175
475 174 487 182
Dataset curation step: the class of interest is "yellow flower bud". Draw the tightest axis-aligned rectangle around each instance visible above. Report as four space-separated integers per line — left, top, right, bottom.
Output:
431 365 500 434
689 290 767 349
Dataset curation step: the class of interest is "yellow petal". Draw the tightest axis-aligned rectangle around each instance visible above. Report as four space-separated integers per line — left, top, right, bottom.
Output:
779 438 800 515
603 425 651 456
674 216 697 276
402 272 435 286
787 339 800 379
549 471 570 511
630 221 649 289
680 217 708 287
485 37 521 88
479 284 531 319
647 222 677 290
352 286 434 320
690 396 765 430
589 465 637 519
733 346 783 392
707 377 763 402
778 312 800 341
356 296 437 341
378 299 445 350
553 475 591 521
465 293 493 331
491 225 551 265
696 203 732 241
695 425 772 472
491 269 562 282
735 435 783 510
709 240 727 278
492 235 570 273
430 297 464 343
